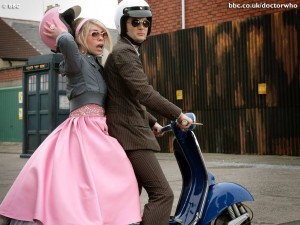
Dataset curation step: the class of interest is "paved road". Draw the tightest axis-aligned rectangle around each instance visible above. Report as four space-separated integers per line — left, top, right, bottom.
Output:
0 142 300 225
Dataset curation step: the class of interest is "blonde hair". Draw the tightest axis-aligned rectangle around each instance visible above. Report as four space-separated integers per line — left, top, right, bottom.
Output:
73 18 113 56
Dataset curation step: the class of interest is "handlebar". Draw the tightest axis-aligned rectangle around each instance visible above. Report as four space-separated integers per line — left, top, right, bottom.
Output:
160 124 172 133
160 113 202 133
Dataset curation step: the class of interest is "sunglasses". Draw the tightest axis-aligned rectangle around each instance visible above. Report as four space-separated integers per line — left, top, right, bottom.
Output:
89 31 108 39
130 19 151 28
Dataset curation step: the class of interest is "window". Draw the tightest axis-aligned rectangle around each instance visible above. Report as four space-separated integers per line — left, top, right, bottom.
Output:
40 74 49 91
28 75 36 92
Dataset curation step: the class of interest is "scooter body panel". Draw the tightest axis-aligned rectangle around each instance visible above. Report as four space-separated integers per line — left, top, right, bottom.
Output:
161 113 254 225
172 129 209 225
198 182 254 225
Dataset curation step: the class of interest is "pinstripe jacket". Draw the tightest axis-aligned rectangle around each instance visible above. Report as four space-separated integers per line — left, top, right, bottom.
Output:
104 38 182 151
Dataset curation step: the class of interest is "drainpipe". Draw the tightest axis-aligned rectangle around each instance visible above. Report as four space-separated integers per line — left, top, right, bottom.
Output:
181 0 185 29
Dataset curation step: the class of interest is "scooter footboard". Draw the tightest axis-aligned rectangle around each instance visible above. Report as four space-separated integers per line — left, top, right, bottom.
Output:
199 182 254 225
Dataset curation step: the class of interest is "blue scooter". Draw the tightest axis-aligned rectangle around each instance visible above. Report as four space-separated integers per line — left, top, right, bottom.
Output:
161 113 254 225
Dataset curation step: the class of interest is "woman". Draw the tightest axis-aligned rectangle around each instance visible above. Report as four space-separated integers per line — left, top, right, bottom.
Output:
0 6 141 225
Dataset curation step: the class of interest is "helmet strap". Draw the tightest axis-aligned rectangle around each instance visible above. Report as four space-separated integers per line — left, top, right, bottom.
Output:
123 34 144 47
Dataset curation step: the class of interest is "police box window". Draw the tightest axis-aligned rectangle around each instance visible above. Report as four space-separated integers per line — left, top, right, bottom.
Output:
40 74 49 91
28 75 37 92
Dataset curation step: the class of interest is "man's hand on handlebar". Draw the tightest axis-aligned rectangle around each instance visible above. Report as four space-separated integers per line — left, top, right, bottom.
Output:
152 122 164 137
177 113 193 130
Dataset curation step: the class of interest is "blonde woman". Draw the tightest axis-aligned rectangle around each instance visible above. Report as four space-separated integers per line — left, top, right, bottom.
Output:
0 6 141 225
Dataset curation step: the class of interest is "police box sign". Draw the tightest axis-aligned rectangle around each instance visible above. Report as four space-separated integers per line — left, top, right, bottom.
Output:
24 63 49 71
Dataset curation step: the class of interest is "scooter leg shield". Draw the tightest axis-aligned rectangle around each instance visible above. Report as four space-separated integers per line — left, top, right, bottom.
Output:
172 132 210 225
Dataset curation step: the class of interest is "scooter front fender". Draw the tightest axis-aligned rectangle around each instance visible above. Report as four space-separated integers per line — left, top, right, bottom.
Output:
198 182 254 225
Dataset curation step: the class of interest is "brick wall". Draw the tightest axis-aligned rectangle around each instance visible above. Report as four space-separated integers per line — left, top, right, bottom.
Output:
148 0 182 35
0 67 22 82
146 0 180 36
118 0 300 35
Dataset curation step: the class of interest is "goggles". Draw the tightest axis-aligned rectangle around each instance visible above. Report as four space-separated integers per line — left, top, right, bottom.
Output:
130 19 150 28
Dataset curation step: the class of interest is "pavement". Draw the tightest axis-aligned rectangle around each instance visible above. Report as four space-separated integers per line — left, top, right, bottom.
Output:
0 142 300 225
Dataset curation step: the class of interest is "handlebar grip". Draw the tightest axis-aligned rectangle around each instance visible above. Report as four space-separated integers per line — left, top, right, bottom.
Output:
160 124 172 133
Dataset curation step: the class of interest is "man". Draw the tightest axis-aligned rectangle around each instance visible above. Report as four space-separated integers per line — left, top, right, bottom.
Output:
104 0 193 224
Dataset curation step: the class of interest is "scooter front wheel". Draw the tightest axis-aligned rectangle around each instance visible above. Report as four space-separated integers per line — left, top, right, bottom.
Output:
209 203 253 225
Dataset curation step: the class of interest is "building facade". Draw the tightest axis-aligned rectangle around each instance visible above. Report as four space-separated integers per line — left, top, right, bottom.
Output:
119 0 300 35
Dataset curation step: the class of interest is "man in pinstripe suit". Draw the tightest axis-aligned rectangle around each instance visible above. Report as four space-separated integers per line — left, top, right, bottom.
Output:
104 0 193 224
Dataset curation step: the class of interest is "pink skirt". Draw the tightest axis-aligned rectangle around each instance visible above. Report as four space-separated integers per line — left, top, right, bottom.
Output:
0 104 141 225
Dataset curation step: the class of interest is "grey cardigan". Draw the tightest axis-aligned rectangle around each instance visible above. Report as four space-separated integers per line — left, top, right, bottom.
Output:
57 32 106 111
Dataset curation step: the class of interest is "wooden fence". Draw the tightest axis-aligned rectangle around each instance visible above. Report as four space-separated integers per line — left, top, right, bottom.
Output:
141 9 300 155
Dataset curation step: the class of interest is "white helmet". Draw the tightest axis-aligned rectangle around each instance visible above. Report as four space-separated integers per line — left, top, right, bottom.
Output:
115 0 152 36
